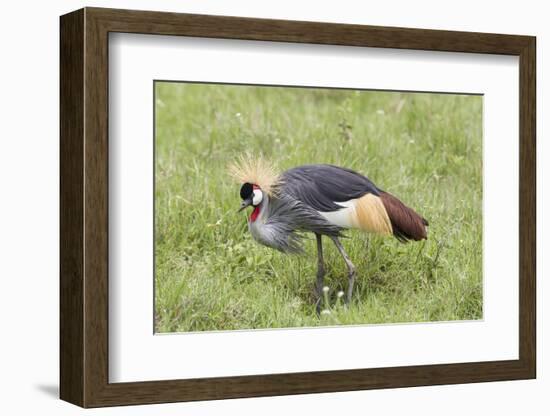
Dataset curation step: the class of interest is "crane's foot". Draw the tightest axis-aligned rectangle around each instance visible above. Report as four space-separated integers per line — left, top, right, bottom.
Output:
346 268 356 305
331 236 357 306
315 296 322 316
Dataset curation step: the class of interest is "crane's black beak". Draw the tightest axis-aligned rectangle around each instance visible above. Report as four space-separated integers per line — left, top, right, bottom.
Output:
238 197 253 212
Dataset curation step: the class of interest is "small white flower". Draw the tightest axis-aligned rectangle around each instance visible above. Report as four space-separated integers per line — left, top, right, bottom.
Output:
322 286 330 294
321 309 331 315
235 112 242 117
337 291 344 298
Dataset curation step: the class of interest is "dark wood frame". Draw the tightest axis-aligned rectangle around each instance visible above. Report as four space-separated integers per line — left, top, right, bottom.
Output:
60 7 536 408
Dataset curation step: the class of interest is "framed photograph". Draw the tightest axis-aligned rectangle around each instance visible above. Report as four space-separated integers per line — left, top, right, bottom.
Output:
60 7 536 408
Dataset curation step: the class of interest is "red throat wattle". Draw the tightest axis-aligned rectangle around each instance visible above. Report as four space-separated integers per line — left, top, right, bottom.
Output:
250 205 261 222
249 184 261 222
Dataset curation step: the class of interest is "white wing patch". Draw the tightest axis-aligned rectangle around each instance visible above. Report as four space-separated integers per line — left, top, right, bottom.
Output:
318 200 355 228
319 196 393 235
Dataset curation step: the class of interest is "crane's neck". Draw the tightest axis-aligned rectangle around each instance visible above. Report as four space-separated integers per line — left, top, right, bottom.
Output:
249 196 268 223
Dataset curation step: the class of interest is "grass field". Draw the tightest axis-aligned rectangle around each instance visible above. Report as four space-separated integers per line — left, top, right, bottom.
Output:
154 82 482 333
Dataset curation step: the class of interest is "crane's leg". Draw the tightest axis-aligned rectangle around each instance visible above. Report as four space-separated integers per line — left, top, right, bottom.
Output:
331 236 356 304
315 233 325 314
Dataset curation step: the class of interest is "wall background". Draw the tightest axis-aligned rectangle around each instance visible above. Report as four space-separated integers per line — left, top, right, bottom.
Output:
0 1 545 414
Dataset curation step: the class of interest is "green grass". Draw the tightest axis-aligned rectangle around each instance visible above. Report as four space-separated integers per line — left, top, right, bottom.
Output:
154 82 483 332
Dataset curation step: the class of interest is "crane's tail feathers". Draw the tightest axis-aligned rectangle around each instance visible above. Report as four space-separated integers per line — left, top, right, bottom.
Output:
379 191 428 242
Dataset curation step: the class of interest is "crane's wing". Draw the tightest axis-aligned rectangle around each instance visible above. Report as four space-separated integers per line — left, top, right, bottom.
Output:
258 194 343 253
279 164 428 241
280 164 380 212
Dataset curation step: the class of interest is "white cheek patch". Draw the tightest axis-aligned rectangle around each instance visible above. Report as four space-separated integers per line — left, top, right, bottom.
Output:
252 189 263 206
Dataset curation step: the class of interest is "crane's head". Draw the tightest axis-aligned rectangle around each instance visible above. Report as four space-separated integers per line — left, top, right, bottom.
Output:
238 182 263 212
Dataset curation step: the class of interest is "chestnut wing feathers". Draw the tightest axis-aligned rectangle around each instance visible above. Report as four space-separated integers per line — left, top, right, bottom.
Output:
379 191 429 242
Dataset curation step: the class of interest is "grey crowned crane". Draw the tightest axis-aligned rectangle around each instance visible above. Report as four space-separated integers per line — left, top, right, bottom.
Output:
230 157 428 308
